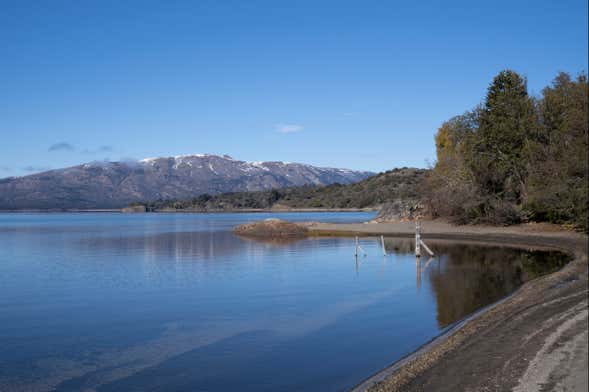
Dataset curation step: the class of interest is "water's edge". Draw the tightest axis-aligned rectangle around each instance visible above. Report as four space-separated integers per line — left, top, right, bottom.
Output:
351 282 521 391
348 231 579 392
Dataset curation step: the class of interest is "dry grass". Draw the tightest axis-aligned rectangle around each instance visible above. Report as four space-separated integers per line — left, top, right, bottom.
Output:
233 219 309 238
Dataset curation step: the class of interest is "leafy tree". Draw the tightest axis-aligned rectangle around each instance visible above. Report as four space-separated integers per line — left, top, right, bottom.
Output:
425 110 480 222
526 72 589 229
425 69 587 230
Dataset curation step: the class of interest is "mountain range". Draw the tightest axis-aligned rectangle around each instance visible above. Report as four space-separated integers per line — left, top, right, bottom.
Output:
0 154 373 209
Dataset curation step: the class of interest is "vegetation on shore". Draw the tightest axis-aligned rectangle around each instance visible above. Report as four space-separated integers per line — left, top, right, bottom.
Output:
233 219 309 238
130 70 587 232
424 70 588 231
129 167 426 211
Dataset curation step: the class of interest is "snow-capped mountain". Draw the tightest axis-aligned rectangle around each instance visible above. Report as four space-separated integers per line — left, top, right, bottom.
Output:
0 154 373 209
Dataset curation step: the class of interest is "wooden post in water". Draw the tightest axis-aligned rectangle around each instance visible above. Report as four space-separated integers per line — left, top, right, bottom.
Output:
415 221 421 257
354 236 366 258
415 221 434 257
420 239 435 257
380 235 387 256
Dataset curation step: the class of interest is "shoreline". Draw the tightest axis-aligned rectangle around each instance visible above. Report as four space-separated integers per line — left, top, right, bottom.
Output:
304 220 588 392
0 208 377 214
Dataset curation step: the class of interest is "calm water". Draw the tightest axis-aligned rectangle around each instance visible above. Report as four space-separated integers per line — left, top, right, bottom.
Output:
0 213 569 392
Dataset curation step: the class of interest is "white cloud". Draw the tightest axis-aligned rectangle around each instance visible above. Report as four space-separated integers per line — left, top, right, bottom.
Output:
276 123 303 134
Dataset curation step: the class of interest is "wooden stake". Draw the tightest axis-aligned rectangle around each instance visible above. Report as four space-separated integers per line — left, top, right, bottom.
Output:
415 221 421 257
420 239 435 257
354 236 366 257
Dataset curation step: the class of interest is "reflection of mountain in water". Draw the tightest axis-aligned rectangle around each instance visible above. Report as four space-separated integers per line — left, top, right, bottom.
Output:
424 243 568 327
77 230 247 261
75 231 341 262
76 233 569 330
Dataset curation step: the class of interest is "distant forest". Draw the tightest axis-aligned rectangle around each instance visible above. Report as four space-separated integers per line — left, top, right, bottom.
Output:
424 70 588 231
133 70 587 232
130 167 426 211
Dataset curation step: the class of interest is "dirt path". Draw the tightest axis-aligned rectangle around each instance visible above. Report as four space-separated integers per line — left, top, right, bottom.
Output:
305 221 588 392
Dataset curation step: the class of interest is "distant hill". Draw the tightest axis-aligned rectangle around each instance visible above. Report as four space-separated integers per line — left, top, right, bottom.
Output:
0 154 373 209
134 167 427 212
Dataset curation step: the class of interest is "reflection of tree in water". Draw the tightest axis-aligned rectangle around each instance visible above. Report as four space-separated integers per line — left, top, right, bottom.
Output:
76 233 569 329
425 243 569 328
382 238 414 254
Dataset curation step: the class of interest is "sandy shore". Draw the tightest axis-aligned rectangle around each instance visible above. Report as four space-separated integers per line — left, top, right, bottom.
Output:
305 220 588 392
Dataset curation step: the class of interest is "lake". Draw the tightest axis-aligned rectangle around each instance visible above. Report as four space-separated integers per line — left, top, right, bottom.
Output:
0 212 569 391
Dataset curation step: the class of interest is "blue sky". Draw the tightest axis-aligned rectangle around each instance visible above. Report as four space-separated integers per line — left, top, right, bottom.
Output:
1 0 587 177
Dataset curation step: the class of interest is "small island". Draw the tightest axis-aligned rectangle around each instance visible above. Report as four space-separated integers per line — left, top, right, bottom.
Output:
233 218 309 238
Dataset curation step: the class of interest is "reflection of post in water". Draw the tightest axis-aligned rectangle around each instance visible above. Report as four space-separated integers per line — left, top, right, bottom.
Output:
354 236 366 258
353 236 366 276
416 256 421 290
416 256 437 291
422 256 436 272
380 235 387 256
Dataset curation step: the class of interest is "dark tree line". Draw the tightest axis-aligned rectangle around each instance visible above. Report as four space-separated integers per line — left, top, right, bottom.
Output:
424 70 588 231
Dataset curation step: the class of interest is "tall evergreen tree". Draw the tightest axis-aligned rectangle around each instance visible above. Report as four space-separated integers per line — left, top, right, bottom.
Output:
465 70 537 222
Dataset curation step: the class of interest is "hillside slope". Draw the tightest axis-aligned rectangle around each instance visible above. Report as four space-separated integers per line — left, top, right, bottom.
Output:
0 154 372 209
135 167 427 212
